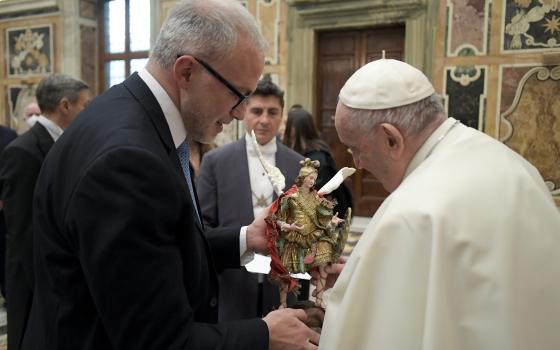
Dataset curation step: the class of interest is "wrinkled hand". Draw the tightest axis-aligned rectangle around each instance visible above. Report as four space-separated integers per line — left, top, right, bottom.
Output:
264 308 320 350
246 206 271 255
310 256 347 293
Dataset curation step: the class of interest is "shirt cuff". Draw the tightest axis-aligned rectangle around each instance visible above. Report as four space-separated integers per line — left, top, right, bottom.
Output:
239 226 254 266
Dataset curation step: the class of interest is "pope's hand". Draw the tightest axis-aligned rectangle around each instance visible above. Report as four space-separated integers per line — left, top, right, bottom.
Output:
310 256 347 293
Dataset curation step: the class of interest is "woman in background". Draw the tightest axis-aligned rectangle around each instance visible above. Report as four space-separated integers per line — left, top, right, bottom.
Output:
283 107 353 215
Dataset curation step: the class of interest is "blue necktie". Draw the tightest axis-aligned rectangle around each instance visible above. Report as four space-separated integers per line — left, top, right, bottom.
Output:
177 140 200 222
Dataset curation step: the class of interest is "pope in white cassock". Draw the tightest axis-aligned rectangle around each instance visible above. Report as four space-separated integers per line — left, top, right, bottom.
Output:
318 58 560 350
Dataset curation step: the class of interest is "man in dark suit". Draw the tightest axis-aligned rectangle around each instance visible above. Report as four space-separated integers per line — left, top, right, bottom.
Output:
0 74 90 350
0 126 17 151
198 78 304 321
21 1 319 349
0 125 17 301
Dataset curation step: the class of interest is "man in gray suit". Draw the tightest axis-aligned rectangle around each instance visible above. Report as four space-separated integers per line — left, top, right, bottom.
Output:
198 77 303 321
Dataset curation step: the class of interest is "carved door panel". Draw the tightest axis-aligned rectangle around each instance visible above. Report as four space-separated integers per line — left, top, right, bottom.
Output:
316 26 405 217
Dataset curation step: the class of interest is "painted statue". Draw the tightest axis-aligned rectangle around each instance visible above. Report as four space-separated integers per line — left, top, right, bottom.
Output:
266 158 352 308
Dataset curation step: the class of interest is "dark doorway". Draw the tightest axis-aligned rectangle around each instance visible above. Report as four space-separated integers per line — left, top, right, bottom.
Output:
316 25 405 217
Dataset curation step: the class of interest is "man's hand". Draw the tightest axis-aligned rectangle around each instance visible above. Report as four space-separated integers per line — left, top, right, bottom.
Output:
246 207 270 255
310 256 347 293
264 308 320 350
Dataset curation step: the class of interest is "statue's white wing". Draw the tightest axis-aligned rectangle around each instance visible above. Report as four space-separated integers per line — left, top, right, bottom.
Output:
318 167 356 195
250 130 285 196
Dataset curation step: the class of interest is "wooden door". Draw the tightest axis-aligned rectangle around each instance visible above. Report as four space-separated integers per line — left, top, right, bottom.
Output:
316 26 405 217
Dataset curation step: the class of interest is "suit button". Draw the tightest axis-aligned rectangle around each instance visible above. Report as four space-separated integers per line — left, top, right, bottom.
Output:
209 297 218 308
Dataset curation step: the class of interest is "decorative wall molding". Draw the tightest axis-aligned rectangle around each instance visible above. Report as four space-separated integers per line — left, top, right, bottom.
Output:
0 0 57 18
257 0 281 64
502 0 560 53
443 65 488 130
286 0 435 115
499 64 560 195
445 0 491 56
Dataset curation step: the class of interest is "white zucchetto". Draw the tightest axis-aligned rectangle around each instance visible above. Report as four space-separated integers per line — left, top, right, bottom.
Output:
339 58 435 110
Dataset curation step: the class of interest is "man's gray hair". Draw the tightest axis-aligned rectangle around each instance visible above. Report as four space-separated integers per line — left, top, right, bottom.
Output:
151 0 267 69
36 74 89 114
345 94 446 136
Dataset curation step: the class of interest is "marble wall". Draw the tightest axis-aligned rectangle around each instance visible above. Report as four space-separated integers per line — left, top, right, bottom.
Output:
434 0 560 205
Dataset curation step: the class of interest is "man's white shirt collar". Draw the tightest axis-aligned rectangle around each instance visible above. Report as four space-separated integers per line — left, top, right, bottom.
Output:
35 115 63 142
245 132 277 155
138 68 186 148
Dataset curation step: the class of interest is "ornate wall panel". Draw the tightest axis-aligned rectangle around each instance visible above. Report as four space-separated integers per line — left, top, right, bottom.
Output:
435 0 560 205
0 12 60 128
444 65 487 129
257 0 281 65
503 0 560 52
81 25 97 93
498 65 560 194
79 0 96 20
446 0 491 56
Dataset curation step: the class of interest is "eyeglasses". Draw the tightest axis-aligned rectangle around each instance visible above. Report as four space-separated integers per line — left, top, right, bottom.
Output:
177 54 251 111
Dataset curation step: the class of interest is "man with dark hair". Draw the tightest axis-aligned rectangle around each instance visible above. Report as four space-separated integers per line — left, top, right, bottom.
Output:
0 73 90 350
198 76 304 321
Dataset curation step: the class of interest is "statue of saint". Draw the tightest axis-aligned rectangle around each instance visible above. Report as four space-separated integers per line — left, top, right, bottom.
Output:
266 158 351 308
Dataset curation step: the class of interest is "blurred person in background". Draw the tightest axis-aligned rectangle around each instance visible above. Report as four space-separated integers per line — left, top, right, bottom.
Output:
283 107 353 215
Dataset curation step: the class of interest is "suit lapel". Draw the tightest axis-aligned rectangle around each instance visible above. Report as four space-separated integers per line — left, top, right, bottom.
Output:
31 123 54 157
123 73 204 232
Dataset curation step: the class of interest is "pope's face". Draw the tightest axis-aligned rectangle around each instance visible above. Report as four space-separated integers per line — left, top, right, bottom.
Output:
335 101 393 192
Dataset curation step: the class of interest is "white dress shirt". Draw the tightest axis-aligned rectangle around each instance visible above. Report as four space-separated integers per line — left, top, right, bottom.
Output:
245 132 276 218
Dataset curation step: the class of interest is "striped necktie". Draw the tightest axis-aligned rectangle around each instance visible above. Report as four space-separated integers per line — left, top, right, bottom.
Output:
176 140 200 222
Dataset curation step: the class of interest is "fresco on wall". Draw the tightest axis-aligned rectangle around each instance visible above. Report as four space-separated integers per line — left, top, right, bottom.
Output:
6 25 53 77
503 0 560 51
446 0 491 56
444 65 487 130
499 65 560 195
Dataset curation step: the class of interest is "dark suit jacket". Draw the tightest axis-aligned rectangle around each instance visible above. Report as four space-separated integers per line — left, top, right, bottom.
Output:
0 125 18 298
0 122 53 350
21 73 268 349
197 138 303 321
0 125 17 151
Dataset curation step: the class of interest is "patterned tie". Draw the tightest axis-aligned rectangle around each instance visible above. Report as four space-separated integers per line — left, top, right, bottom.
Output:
177 140 201 222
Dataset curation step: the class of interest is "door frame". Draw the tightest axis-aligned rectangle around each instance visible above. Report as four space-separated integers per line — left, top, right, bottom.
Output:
285 0 438 115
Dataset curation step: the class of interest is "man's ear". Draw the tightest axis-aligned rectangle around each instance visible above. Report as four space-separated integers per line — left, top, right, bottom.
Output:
59 97 70 114
173 55 196 90
380 123 405 160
